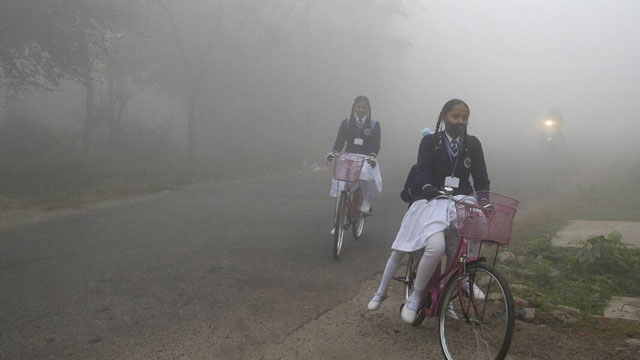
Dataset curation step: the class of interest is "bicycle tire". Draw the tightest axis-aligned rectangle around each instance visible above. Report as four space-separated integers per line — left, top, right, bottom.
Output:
333 191 348 260
438 263 515 360
352 212 364 239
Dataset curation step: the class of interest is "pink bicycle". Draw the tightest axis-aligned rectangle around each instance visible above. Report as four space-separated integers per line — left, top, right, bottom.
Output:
331 153 368 260
395 190 519 360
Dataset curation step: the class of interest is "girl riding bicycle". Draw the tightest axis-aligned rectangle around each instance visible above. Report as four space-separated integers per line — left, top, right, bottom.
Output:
368 99 490 324
327 95 382 214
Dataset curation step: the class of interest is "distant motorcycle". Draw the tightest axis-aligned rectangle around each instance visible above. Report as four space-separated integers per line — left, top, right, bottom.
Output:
539 113 564 151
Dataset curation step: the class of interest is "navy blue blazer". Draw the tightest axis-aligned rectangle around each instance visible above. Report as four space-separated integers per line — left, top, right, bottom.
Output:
410 132 490 199
332 117 381 156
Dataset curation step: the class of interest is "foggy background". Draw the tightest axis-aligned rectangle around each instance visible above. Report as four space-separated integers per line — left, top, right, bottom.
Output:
2 0 639 180
3 2 640 359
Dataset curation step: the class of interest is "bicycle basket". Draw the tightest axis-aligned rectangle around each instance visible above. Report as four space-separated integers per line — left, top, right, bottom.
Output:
455 192 519 246
333 154 365 182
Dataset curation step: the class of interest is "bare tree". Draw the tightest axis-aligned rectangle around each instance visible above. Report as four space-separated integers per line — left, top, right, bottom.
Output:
0 0 140 155
160 0 226 158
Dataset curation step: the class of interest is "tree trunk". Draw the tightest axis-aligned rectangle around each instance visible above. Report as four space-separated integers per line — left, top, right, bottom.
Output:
114 94 129 142
187 79 201 159
0 77 7 122
0 92 7 123
82 75 95 156
161 1 224 159
80 35 95 157
106 59 123 152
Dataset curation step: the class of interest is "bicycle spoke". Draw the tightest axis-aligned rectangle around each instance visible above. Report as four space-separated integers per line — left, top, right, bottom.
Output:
471 319 504 344
470 320 495 359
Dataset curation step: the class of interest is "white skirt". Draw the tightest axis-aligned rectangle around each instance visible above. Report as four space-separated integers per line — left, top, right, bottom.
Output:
329 155 382 197
391 196 466 252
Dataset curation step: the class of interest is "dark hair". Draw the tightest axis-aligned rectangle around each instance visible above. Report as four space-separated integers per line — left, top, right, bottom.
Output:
349 95 371 122
433 99 470 155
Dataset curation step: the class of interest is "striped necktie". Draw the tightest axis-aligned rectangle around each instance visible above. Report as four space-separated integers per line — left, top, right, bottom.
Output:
450 138 458 155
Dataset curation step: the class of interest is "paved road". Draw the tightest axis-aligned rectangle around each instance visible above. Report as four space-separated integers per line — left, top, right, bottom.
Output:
0 151 588 360
0 162 413 360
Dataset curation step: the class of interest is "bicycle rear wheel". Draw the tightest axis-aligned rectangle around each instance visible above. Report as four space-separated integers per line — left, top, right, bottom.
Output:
352 212 364 239
438 263 515 360
333 191 348 259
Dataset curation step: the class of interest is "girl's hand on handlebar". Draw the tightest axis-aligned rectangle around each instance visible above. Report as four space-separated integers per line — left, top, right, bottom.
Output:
422 184 440 200
366 154 377 169
326 151 338 161
479 197 495 216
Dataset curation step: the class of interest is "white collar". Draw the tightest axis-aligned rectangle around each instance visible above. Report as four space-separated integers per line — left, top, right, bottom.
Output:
445 131 461 144
354 114 368 124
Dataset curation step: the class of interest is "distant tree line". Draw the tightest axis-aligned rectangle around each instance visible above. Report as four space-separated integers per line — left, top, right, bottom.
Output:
1 0 412 159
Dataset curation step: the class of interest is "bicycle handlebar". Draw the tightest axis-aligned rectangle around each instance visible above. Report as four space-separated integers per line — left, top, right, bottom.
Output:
327 152 372 162
432 190 494 214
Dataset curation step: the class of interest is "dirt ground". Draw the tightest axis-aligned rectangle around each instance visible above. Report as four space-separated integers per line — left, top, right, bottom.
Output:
256 277 640 360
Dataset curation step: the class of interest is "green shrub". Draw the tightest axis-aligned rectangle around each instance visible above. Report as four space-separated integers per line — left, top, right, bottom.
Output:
510 230 640 315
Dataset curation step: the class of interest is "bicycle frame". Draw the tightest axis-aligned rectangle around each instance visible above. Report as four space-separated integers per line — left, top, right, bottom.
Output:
398 209 503 320
333 180 362 227
332 153 367 228
394 192 518 359
415 236 501 320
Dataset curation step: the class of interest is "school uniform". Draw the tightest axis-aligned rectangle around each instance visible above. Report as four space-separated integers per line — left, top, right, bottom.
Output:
369 130 488 316
332 116 381 156
329 116 382 207
411 131 489 199
393 131 489 252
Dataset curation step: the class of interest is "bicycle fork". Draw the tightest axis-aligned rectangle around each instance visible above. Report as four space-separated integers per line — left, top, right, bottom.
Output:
456 255 482 323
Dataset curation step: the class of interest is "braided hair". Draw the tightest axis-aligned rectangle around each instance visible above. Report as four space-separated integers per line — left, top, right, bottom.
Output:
349 95 371 123
433 99 470 157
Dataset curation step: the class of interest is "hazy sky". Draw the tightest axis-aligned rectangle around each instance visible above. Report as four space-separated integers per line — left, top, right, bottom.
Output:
11 0 640 160
387 0 640 153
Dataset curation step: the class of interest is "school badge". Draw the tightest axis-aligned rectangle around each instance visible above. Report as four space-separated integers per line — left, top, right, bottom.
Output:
363 128 371 136
464 157 472 168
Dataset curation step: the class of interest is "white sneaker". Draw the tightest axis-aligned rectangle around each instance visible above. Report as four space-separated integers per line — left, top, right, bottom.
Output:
360 204 372 214
330 227 335 235
401 303 418 324
462 280 486 301
367 292 387 311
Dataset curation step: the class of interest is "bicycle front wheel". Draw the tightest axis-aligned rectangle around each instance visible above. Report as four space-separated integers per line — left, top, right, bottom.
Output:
438 263 515 360
333 191 348 259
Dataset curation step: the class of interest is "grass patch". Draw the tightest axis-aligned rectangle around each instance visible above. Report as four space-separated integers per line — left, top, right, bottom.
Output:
498 163 640 332
505 231 640 315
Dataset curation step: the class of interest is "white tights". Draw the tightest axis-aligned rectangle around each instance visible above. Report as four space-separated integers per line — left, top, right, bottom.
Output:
374 230 480 309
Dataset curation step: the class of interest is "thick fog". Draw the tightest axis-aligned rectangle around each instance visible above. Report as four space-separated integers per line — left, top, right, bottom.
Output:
399 0 640 157
3 3 640 358
3 0 639 164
